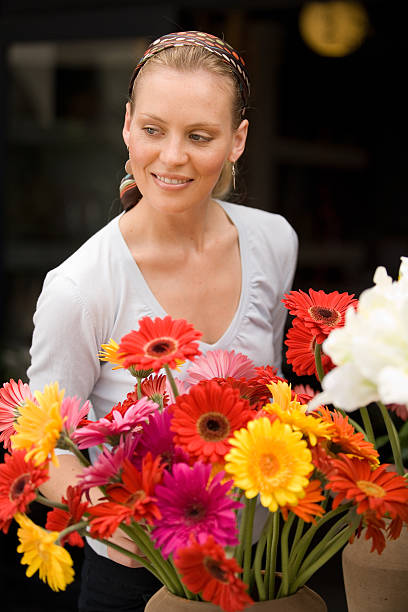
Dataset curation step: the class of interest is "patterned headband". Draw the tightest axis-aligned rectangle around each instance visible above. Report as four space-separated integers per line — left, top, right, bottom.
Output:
128 31 250 115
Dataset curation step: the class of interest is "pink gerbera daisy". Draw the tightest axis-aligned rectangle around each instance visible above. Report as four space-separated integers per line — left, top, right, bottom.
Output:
185 349 255 386
78 435 139 495
0 379 34 450
152 461 241 559
60 396 91 435
72 397 156 449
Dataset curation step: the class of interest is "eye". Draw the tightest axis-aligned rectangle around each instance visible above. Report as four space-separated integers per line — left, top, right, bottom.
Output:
143 126 158 136
189 133 211 143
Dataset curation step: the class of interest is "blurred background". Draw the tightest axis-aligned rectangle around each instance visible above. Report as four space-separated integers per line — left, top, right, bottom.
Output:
0 0 406 610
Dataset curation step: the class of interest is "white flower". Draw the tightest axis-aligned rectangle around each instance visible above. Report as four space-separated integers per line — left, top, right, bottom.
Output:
309 256 408 412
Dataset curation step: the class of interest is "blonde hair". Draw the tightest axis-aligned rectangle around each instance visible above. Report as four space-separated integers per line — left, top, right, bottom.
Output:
122 45 245 208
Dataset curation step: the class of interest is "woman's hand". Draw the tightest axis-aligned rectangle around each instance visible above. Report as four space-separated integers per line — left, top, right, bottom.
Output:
107 527 147 568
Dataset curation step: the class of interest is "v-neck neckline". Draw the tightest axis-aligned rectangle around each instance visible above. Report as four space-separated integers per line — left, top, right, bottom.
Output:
115 200 250 348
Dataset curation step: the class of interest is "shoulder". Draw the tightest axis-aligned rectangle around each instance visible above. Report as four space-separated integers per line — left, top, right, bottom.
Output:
38 215 127 330
219 200 298 252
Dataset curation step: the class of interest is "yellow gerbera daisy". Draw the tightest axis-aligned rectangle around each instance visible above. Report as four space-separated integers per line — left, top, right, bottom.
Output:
11 382 64 467
225 417 313 512
15 513 74 591
99 338 126 369
265 381 331 446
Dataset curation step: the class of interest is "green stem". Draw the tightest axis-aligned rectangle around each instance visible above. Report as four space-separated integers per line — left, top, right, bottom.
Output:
266 510 280 600
242 497 257 587
278 512 295 598
136 377 142 400
57 520 88 544
314 342 325 383
299 516 350 571
289 503 351 578
164 364 179 399
253 527 268 601
61 436 90 468
378 401 404 475
292 521 357 592
86 533 161 580
359 405 375 445
35 493 68 511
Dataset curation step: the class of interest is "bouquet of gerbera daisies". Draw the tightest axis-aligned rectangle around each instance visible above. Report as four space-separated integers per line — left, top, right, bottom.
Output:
1 262 408 611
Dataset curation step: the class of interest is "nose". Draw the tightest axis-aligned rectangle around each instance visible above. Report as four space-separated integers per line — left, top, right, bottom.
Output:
159 134 188 167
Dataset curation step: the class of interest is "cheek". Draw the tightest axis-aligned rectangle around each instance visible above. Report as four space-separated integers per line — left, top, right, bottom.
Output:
197 148 228 177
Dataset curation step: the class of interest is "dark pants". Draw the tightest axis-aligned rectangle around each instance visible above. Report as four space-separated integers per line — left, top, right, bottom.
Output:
78 542 162 612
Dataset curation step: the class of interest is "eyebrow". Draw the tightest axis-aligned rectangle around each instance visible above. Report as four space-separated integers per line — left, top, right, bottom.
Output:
138 113 221 130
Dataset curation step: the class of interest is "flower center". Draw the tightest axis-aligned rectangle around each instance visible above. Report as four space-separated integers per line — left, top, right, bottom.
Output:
259 453 279 477
185 502 206 523
203 557 228 583
145 337 177 357
308 306 341 327
128 490 146 505
10 473 31 500
197 412 230 441
356 480 386 498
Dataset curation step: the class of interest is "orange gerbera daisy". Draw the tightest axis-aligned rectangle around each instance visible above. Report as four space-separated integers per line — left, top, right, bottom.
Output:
88 453 163 539
316 407 379 467
118 316 202 372
210 377 269 411
327 455 408 521
282 288 358 344
46 485 89 547
174 535 253 612
170 381 255 464
281 479 326 524
285 319 334 378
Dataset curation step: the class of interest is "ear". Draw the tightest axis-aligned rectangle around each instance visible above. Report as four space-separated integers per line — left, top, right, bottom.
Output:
229 119 249 163
122 102 132 149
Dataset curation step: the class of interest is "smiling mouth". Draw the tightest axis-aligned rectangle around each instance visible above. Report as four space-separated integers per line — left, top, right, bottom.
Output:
153 173 193 185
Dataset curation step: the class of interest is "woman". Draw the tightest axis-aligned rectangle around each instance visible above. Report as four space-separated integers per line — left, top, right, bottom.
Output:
28 31 298 611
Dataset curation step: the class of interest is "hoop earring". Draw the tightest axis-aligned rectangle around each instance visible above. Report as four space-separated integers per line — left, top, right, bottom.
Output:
231 162 237 191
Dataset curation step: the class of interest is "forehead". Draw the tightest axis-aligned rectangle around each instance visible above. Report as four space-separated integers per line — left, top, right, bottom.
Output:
132 66 234 121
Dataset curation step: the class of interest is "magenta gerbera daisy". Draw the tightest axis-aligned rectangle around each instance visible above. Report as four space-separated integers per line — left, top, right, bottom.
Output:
71 397 156 449
184 349 255 386
152 461 241 559
0 379 34 450
134 409 190 470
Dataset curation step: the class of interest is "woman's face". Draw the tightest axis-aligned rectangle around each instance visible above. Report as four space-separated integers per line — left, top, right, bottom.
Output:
122 66 248 215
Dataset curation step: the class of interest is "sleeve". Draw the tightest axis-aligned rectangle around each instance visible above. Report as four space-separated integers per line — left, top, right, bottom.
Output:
27 272 101 402
271 223 299 375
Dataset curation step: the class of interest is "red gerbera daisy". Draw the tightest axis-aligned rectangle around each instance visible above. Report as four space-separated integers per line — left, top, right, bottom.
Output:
281 479 326 524
118 316 202 372
170 381 255 464
327 455 408 521
0 450 49 533
210 377 268 411
174 535 253 612
46 485 89 547
285 319 334 378
141 374 169 409
282 289 358 344
316 407 379 468
88 453 163 539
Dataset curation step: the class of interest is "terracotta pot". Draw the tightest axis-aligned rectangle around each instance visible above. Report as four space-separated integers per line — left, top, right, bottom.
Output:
145 585 327 611
342 524 408 612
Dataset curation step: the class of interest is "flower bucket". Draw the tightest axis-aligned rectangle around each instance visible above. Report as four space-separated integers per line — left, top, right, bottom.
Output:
342 524 408 612
145 585 327 611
